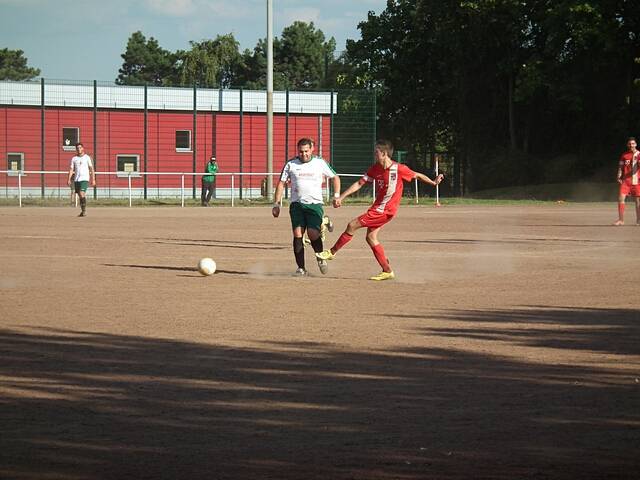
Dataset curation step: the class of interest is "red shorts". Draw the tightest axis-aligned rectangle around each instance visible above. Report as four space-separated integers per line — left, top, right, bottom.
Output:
619 182 640 197
358 209 394 229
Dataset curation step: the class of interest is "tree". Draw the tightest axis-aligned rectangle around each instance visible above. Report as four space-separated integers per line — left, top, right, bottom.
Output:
180 34 243 88
234 22 335 91
275 21 336 90
345 0 640 191
0 48 40 81
236 39 289 90
116 31 180 86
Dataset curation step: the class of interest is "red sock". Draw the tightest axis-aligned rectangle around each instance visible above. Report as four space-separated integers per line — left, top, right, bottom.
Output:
331 232 353 253
618 202 625 220
370 244 391 272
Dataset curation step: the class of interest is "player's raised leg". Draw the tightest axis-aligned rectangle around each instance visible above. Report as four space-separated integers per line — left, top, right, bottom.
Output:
307 227 328 274
316 217 361 261
303 205 328 274
366 226 394 281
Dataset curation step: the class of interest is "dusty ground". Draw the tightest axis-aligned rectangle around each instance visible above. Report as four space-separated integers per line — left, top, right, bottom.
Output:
0 203 638 480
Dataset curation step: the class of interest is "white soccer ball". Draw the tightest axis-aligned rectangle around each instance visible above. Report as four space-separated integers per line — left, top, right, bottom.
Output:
198 257 216 276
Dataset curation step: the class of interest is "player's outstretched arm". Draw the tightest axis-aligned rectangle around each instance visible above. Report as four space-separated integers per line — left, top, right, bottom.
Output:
415 172 444 186
335 180 364 207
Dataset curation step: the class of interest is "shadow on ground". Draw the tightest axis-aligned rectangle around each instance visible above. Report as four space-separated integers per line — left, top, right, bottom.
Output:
103 263 250 276
1 306 638 479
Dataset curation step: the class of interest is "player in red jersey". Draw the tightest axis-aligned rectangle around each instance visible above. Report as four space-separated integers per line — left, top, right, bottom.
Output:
316 139 444 281
613 137 640 226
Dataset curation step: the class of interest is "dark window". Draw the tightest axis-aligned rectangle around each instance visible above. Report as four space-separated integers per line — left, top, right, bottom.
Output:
116 155 139 176
62 127 79 150
176 130 191 151
7 152 24 174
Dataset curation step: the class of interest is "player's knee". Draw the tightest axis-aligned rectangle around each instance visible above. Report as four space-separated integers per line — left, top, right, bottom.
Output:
346 219 360 233
365 234 376 245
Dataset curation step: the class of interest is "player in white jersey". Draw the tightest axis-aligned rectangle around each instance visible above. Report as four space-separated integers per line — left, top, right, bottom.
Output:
272 138 341 276
67 143 96 217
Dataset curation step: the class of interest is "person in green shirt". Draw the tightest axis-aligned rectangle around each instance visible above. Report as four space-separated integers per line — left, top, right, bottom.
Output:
201 156 218 206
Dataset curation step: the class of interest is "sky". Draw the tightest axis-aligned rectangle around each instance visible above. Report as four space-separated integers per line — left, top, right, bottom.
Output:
0 0 387 82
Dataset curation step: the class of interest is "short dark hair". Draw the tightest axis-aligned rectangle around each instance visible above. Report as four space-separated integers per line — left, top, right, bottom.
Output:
628 137 637 143
75 142 83 148
297 138 314 148
375 139 394 158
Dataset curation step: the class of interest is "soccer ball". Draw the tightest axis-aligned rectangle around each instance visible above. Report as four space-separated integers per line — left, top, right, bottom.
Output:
198 257 216 276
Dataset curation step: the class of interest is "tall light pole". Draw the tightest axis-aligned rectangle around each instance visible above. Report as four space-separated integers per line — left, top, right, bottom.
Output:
266 0 274 201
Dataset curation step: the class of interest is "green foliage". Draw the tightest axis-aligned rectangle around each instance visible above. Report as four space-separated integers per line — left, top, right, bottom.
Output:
116 31 181 86
343 0 640 191
180 34 243 88
0 48 40 81
275 21 336 90
116 22 336 91
235 39 289 90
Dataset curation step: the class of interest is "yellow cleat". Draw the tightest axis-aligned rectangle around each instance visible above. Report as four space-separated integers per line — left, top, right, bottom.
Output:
369 271 395 281
315 250 335 261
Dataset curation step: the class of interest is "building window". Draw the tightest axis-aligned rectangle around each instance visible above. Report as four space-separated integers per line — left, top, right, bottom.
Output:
62 127 79 151
116 154 140 177
176 130 191 151
7 152 24 176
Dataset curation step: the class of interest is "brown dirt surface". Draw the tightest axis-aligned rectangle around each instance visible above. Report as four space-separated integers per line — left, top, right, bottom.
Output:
1 203 639 480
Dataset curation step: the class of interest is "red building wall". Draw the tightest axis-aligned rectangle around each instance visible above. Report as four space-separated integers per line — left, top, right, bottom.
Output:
1 106 332 193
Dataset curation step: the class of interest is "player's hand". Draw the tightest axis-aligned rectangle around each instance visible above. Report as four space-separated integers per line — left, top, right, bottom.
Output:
617 177 623 184
272 204 280 218
333 198 342 208
435 174 444 185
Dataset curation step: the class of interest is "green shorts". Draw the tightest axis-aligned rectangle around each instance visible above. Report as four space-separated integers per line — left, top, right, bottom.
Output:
74 181 89 193
289 202 323 231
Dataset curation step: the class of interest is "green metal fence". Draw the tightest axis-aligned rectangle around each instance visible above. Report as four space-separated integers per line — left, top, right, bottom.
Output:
1 79 378 201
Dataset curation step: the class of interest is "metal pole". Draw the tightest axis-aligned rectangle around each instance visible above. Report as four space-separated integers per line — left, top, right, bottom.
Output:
266 0 274 201
18 172 22 208
212 110 217 199
435 157 441 207
144 84 148 199
231 174 235 207
93 80 98 199
285 89 289 200
128 173 132 207
40 78 45 198
239 88 243 200
193 84 197 199
329 90 334 165
181 174 185 207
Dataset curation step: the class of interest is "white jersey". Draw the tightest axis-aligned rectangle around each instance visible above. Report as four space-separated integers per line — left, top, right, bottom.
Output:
280 156 336 204
70 154 93 182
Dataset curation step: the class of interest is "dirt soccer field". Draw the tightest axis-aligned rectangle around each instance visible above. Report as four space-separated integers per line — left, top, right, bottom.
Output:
1 203 638 480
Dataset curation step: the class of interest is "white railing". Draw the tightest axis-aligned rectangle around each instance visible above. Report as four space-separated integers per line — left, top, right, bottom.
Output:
1 170 432 207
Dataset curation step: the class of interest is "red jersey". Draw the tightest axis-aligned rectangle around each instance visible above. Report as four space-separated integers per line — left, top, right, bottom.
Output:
360 161 416 215
619 150 639 185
